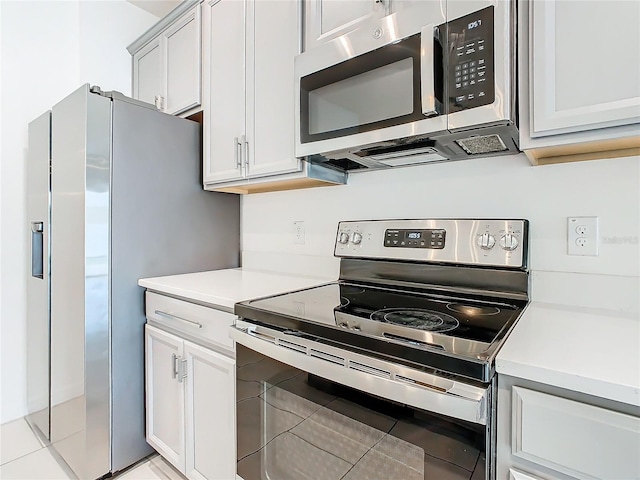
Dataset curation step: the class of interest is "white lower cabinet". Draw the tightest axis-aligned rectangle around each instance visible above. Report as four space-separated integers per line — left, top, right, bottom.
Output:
509 469 543 480
497 375 640 480
146 325 185 470
145 324 236 480
184 341 235 480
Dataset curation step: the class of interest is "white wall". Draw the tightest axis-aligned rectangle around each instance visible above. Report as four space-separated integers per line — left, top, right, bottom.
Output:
0 0 158 424
241 153 640 312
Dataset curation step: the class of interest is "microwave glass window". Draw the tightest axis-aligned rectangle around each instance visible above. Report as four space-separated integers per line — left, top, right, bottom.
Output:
308 58 414 135
300 33 432 143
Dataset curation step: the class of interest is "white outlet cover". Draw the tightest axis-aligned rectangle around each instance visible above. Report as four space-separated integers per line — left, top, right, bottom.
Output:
293 221 305 245
567 217 598 256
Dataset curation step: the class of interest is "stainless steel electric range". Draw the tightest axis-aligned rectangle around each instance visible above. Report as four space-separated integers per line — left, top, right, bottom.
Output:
231 219 529 480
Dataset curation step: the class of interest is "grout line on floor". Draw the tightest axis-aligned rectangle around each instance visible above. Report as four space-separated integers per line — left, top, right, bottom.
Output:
24 417 50 449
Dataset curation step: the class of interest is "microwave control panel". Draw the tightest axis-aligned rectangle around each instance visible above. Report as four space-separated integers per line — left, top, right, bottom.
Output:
447 6 495 112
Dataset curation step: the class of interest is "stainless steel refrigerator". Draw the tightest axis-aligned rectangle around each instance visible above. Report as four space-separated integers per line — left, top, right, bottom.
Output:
26 84 240 479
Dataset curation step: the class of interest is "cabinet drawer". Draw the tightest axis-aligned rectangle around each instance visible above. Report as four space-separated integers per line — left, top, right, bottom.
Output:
509 469 542 480
512 386 640 480
145 292 235 353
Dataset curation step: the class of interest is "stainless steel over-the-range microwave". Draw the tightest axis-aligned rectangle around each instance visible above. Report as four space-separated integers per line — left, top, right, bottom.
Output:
295 0 519 172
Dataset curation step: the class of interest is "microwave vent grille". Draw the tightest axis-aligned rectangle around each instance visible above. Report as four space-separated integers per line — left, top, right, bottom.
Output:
456 134 508 155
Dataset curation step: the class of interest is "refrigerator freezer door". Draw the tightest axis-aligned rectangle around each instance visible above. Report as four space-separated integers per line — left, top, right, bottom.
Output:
50 85 112 479
26 111 52 442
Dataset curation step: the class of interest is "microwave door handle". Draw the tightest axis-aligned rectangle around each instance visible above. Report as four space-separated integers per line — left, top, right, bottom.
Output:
420 24 437 117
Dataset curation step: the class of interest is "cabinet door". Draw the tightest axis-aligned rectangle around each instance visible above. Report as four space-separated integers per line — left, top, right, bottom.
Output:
133 38 162 108
202 0 246 184
245 0 301 178
164 6 202 115
145 325 186 473
530 0 640 137
512 386 640 480
303 0 385 51
509 469 543 480
184 342 236 480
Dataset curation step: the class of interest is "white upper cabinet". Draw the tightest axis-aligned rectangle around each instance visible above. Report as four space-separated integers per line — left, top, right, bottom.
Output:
519 0 640 164
302 0 438 52
202 0 345 193
303 0 383 51
203 0 301 185
164 7 202 114
246 0 300 178
134 38 162 107
130 2 202 116
530 1 639 137
202 0 245 184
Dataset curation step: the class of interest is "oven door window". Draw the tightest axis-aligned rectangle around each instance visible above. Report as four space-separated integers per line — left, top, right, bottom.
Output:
236 344 486 480
300 33 441 144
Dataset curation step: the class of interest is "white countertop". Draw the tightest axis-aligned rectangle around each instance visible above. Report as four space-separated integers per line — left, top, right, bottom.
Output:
141 269 640 406
138 268 333 313
496 302 640 407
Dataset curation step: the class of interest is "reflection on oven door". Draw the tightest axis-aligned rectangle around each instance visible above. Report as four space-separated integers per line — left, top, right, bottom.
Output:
236 344 486 480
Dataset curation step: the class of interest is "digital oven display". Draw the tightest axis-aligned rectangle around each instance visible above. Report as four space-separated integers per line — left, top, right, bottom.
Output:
384 229 446 249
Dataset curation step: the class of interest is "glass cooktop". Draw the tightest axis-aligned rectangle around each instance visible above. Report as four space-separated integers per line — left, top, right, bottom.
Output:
239 282 524 360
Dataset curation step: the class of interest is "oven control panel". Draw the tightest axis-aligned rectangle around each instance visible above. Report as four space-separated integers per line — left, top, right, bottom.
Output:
384 229 446 249
334 219 528 269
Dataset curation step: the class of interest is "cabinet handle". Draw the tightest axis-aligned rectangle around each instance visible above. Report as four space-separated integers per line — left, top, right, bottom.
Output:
154 95 165 110
375 0 390 16
420 24 437 117
154 310 203 328
171 353 179 380
178 358 188 383
234 137 242 170
242 135 249 169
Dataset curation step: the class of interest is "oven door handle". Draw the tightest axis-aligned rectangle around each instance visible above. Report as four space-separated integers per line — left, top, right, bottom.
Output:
230 324 489 425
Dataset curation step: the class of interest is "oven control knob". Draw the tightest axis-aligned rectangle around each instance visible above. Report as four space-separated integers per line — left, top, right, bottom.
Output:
476 233 496 250
351 232 363 245
500 234 519 251
338 231 350 244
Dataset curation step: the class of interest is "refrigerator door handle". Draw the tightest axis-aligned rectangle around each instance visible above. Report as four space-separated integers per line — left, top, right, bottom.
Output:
30 222 44 279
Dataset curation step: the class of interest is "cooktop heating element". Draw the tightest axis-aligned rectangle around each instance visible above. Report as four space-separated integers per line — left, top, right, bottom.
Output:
236 219 529 382
371 308 460 332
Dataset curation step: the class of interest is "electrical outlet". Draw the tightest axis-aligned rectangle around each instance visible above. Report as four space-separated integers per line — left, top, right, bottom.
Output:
293 221 305 245
567 217 598 256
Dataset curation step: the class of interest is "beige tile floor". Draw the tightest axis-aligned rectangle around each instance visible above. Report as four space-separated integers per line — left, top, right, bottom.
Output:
0 418 184 479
